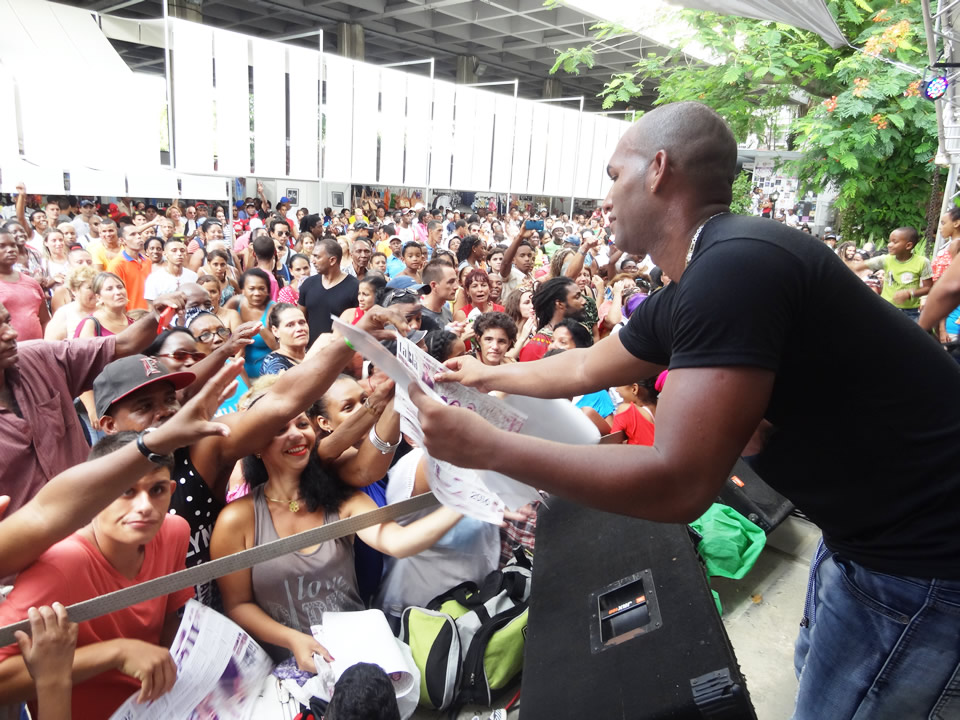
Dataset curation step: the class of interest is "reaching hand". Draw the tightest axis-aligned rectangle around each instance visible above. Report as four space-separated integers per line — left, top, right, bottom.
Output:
14 604 78 690
15 182 25 196
435 354 493 392
366 377 396 411
289 631 332 673
517 316 536 347
148 359 243 454
114 639 178 704
591 275 605 295
355 305 410 341
222 320 261 357
151 292 187 319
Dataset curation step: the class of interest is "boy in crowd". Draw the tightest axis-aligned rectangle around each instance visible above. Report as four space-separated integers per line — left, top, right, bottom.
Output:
0 432 195 717
474 312 517 367
852 226 932 319
144 236 198 304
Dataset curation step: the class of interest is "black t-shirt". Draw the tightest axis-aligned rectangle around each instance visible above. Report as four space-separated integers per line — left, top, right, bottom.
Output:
299 272 359 343
619 213 960 579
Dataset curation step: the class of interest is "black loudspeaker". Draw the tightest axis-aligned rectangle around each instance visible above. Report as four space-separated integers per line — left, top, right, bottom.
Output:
521 498 756 720
718 458 794 533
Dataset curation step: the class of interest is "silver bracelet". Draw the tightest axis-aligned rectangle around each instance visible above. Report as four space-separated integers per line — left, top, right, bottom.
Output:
368 425 400 454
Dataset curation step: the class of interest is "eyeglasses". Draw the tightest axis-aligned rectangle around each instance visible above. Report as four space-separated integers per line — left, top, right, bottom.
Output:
194 326 231 343
276 231 290 237
386 291 424 310
156 350 206 364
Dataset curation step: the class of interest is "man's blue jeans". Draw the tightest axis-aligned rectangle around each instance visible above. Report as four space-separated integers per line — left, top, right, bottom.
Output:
793 542 960 719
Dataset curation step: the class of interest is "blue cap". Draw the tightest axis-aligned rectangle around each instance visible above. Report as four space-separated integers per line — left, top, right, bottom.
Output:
564 236 581 247
279 196 291 205
386 276 429 293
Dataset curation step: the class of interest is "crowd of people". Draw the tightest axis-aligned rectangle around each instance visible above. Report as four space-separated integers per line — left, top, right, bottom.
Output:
0 177 663 719
2 99 960 720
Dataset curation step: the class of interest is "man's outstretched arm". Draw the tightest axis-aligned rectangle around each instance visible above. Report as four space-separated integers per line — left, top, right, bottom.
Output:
412 365 774 523
438 332 665 400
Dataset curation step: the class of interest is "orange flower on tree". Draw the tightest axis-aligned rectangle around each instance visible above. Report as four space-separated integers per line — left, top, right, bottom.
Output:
823 96 838 112
853 78 870 97
865 20 912 56
905 80 921 97
871 114 889 130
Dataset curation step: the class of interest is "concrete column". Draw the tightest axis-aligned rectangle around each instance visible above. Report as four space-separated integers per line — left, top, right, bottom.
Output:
337 23 365 60
456 55 479 84
543 77 564 99
168 0 202 21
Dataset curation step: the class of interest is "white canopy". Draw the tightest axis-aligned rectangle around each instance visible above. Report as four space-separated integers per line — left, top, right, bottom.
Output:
676 0 848 49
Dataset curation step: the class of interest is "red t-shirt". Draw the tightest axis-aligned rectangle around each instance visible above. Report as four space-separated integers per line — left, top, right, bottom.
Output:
611 403 656 446
518 331 551 362
0 273 44 340
0 515 194 719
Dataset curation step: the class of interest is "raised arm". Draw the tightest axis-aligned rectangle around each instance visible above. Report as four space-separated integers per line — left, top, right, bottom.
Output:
563 234 601 282
0 360 242 578
179 321 260 401
15 182 28 233
439 331 664 399
318 383 403 488
113 292 186 358
412 365 774 523
213 307 408 463
500 227 532 279
13 604 77 720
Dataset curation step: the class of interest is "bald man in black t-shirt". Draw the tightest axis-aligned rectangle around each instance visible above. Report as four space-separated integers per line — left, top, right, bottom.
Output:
410 102 960 719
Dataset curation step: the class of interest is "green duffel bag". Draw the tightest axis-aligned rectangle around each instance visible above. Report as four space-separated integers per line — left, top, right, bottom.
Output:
400 561 531 710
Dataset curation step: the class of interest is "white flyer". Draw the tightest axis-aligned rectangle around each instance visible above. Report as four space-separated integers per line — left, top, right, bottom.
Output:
311 610 416 699
333 316 540 523
109 600 274 720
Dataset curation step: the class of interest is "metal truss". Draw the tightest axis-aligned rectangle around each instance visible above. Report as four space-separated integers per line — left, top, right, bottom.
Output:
922 0 960 251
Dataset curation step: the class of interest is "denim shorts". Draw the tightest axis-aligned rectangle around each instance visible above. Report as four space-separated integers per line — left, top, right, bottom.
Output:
793 541 960 719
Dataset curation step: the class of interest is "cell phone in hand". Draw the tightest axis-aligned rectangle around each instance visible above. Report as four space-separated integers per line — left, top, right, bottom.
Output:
524 219 544 232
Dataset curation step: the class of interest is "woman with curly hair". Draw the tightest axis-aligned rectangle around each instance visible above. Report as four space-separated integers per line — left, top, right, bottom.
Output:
210 390 462 669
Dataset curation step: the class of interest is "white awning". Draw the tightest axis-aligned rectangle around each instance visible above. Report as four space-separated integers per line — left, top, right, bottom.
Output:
676 0 847 49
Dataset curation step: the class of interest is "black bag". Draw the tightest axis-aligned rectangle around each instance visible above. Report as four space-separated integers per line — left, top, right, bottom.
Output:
522 498 756 720
717 458 794 533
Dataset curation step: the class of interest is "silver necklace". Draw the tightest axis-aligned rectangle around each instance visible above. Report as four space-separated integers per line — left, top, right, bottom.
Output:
685 212 729 268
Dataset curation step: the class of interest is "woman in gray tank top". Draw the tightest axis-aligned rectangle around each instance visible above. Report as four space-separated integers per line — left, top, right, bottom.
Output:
210 411 464 672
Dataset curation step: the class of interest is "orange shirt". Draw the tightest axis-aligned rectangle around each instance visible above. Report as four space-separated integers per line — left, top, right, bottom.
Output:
0 515 193 719
107 251 153 310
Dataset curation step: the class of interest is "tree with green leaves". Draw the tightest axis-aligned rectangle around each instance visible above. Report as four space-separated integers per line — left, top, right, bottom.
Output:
552 0 940 245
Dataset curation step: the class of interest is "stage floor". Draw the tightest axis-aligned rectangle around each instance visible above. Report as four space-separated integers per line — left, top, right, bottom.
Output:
413 514 821 720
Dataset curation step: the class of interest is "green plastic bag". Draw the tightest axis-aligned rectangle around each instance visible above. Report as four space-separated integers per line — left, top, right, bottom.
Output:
690 503 766 581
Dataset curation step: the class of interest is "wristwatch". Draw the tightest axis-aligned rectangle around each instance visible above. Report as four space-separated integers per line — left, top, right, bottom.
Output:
136 428 165 464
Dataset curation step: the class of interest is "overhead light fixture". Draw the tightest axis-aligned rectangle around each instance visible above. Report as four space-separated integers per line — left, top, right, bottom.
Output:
925 74 949 100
